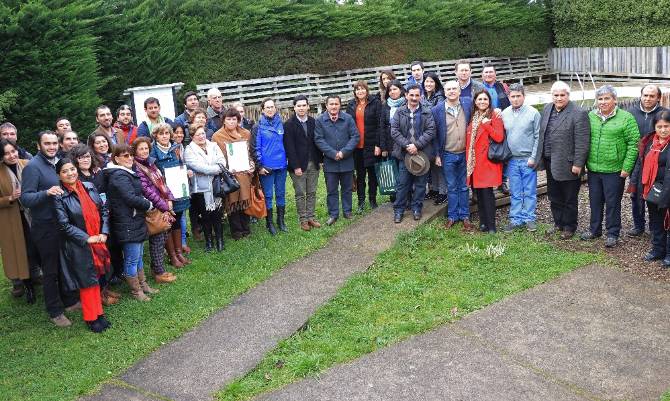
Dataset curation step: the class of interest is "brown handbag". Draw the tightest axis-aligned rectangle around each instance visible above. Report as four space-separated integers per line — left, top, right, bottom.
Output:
145 209 172 236
244 174 267 219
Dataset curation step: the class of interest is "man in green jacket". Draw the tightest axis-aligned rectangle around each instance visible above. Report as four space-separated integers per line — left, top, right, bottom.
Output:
581 85 640 247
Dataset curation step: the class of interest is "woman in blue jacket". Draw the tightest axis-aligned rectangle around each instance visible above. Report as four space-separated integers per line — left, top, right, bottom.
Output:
252 98 288 235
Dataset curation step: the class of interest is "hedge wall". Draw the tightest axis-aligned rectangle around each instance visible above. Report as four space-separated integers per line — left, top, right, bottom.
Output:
1 0 550 147
552 0 670 47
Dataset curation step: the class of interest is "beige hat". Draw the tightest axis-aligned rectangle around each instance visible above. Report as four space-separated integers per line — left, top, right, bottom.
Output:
404 151 430 176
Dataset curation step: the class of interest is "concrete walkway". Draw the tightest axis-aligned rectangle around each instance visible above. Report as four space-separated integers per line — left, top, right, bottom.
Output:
258 265 670 401
81 201 448 401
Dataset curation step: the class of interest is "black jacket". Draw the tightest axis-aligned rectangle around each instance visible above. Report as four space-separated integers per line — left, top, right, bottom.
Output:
104 165 151 244
53 181 109 291
283 114 322 171
379 102 393 153
20 152 60 225
635 134 670 208
390 105 436 161
346 96 382 167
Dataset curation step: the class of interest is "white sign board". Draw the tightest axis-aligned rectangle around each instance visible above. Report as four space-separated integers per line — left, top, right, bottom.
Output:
124 83 184 124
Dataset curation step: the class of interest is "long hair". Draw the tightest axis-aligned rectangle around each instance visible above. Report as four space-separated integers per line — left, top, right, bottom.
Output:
378 70 396 101
471 89 493 119
423 72 444 98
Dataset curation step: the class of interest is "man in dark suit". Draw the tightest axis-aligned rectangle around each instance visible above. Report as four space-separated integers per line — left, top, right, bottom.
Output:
314 95 360 226
283 95 323 231
536 81 590 239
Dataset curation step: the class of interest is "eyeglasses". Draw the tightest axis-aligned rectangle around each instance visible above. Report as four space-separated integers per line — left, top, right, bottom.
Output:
77 154 91 160
118 154 132 159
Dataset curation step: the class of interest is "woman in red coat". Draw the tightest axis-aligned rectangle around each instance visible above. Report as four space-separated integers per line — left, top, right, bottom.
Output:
465 90 504 233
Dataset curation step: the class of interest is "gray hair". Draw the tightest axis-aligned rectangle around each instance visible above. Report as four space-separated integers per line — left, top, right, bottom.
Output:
508 83 525 95
207 88 222 99
231 101 245 109
550 81 571 94
596 85 617 99
151 122 173 138
0 122 17 133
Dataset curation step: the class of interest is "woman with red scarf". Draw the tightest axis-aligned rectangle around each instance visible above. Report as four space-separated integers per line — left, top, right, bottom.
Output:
53 158 111 333
638 111 670 267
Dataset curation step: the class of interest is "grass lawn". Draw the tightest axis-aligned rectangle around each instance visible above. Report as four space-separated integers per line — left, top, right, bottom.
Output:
0 178 363 401
662 390 670 401
217 221 603 401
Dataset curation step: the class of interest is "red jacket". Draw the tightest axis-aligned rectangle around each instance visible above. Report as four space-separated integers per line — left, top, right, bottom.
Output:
465 114 504 188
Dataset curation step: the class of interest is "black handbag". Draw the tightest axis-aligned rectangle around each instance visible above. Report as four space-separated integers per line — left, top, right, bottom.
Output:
645 182 664 205
212 164 240 197
488 135 512 163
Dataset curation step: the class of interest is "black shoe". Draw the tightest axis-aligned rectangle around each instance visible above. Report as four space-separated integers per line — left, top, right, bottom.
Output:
11 282 24 298
663 257 670 268
605 236 618 248
357 200 365 213
433 194 447 205
23 280 35 305
203 226 214 252
276 206 288 232
87 319 107 333
413 211 422 221
266 208 277 236
214 220 225 251
580 231 601 241
343 212 353 219
370 200 378 209
326 216 338 226
627 228 645 237
97 315 112 329
425 191 437 200
500 182 510 195
394 213 403 224
644 251 665 262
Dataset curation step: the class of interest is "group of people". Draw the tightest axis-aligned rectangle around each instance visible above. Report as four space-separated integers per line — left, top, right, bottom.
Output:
1 59 668 332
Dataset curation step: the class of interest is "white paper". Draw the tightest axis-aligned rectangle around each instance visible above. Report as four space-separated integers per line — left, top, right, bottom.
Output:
224 141 251 173
163 165 190 200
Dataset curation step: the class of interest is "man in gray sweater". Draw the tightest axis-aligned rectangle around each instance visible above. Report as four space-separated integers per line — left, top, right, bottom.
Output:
500 83 541 232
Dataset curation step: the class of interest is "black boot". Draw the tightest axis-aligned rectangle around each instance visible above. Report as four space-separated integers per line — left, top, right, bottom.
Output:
266 208 277 236
23 279 35 304
214 219 225 252
203 222 214 252
277 206 288 232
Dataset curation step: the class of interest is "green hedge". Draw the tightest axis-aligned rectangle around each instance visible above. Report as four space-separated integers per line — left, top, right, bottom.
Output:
0 0 550 148
552 0 670 47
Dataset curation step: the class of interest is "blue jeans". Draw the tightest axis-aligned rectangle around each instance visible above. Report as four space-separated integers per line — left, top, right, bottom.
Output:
180 212 188 246
123 242 144 278
507 158 537 225
260 168 287 210
393 161 428 214
441 151 469 221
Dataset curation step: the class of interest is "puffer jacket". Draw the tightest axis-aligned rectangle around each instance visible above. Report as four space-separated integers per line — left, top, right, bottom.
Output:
104 165 151 244
252 114 287 170
587 108 640 174
134 156 174 213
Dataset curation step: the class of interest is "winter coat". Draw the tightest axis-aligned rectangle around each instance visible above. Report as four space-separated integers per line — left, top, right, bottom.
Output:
134 156 174 213
104 165 151 244
423 91 445 108
625 102 669 137
379 102 393 153
390 105 436 161
252 114 288 170
483 81 511 110
586 108 640 174
432 100 472 158
53 181 109 290
465 114 505 188
346 96 382 167
314 111 360 173
536 101 590 181
0 160 30 280
151 143 190 213
20 152 60 225
184 140 226 194
634 133 670 208
283 115 322 172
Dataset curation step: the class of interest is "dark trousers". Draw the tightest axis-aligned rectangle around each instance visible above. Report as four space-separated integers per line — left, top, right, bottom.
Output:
393 162 428 214
647 202 669 256
325 171 353 218
31 223 78 317
631 190 647 231
228 210 250 239
191 193 223 238
474 188 496 232
545 159 581 232
587 171 625 238
354 149 378 204
107 234 124 280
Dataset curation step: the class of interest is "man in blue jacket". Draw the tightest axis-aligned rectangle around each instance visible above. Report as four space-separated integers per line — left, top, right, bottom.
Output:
314 95 360 225
137 97 173 138
21 131 80 327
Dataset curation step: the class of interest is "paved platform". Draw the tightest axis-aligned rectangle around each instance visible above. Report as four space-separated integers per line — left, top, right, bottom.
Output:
81 201 447 401
258 265 670 401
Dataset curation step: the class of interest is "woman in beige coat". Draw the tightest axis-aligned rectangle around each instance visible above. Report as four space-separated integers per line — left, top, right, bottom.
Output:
0 139 36 303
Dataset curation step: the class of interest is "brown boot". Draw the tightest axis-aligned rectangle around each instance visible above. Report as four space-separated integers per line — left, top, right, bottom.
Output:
138 270 159 294
165 230 185 268
172 229 191 265
153 271 177 284
126 276 150 301
101 288 120 306
104 287 122 299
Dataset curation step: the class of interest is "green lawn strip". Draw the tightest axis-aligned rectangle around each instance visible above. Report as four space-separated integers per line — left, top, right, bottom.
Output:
0 180 366 401
217 223 603 401
662 390 670 401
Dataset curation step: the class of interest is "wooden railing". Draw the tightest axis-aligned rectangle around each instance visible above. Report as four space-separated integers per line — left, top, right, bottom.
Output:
196 53 551 116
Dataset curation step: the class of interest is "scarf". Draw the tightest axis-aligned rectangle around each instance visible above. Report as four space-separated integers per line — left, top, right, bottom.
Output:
65 180 110 276
113 121 138 144
146 116 165 137
134 156 172 201
155 141 172 154
642 134 670 199
466 111 487 180
187 141 223 211
212 127 254 213
387 97 406 120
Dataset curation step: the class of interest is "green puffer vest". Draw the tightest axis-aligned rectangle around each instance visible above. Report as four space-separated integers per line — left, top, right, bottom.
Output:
586 108 640 174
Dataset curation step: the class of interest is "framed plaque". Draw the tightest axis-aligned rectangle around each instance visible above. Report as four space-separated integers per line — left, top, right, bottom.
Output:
163 165 190 200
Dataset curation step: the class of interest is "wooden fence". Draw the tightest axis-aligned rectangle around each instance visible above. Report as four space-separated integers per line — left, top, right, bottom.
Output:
550 47 670 82
196 53 551 118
